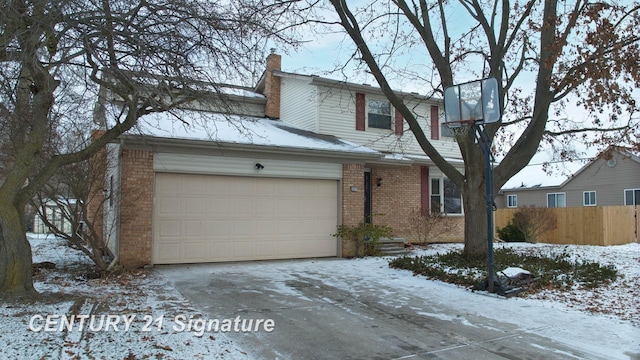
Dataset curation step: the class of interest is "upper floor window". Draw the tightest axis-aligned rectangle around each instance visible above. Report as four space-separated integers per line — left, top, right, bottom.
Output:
547 192 566 208
583 191 596 206
368 99 391 129
507 194 517 208
624 188 640 205
430 178 463 214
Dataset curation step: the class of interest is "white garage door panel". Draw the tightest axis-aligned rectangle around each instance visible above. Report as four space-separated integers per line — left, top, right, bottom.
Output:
153 173 338 264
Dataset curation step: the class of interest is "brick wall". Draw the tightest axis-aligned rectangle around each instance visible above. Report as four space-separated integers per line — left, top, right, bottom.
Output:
264 53 281 119
370 166 421 241
341 163 364 256
119 149 154 268
370 165 464 243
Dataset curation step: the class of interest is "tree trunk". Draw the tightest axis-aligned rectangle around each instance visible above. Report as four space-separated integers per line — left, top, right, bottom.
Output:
462 158 489 259
0 202 38 299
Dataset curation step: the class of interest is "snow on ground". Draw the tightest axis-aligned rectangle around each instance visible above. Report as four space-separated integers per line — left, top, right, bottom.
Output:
0 234 638 359
411 242 640 326
0 234 247 360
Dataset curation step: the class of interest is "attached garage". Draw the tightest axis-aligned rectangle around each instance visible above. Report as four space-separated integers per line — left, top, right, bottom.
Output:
152 153 341 264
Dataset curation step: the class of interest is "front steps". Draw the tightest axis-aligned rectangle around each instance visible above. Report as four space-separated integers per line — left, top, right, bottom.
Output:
376 237 408 256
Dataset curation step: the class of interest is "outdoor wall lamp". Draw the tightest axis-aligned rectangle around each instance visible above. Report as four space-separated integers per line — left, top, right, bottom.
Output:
376 178 383 187
255 163 265 170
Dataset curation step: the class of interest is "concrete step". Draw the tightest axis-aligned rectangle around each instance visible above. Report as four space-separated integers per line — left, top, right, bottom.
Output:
380 248 409 256
375 238 409 256
378 237 407 244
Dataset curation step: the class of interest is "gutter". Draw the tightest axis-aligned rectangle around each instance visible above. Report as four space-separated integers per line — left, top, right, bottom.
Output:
116 135 383 163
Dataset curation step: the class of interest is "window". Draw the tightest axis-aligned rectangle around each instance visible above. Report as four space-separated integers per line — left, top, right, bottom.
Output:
583 191 596 206
368 99 391 129
444 178 462 214
430 178 441 213
624 189 640 205
507 195 517 208
430 177 463 214
547 193 566 208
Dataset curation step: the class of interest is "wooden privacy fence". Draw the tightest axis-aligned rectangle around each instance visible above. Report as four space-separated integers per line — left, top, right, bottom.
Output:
495 206 639 246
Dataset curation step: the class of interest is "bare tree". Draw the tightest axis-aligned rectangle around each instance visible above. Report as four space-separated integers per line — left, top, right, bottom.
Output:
33 146 126 273
314 0 639 258
0 0 302 298
409 207 456 245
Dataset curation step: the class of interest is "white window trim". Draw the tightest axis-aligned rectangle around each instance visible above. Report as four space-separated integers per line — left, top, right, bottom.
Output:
583 191 597 206
624 188 640 205
507 194 517 208
547 192 566 208
430 177 464 215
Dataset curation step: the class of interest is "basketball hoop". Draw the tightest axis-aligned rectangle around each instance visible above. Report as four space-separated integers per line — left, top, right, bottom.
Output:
442 119 477 138
443 78 501 127
442 77 503 294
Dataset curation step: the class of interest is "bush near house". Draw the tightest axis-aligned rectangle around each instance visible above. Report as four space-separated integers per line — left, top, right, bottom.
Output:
497 206 557 243
496 223 526 242
333 220 393 257
389 247 618 293
409 208 457 245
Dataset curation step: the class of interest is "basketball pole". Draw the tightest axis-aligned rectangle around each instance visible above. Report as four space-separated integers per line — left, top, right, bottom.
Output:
474 124 497 293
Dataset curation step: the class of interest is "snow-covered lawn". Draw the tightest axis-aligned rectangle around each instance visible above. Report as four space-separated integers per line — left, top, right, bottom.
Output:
0 234 638 359
413 242 640 326
1 234 246 360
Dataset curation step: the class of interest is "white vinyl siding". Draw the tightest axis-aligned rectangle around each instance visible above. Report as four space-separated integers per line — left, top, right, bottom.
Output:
103 142 121 255
154 153 342 180
315 85 462 160
279 77 318 131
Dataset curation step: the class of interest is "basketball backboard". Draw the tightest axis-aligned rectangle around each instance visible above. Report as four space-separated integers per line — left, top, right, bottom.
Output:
444 77 501 127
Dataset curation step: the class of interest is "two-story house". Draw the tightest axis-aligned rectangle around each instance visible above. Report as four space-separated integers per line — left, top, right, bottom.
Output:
497 147 640 209
95 53 466 268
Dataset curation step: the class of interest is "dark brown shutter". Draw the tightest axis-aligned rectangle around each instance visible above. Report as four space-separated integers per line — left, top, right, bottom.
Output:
430 105 439 140
356 93 365 131
421 166 430 214
395 108 403 135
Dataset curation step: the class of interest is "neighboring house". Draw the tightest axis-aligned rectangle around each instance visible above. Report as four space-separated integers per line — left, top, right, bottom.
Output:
497 147 640 209
32 199 78 235
92 52 466 268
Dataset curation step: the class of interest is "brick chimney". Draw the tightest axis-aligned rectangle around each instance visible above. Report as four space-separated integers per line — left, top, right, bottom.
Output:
264 49 281 119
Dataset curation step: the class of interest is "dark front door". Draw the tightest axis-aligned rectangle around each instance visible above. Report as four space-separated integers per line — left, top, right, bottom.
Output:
364 171 372 223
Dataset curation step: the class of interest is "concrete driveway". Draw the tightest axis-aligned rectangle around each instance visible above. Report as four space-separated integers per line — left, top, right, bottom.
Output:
157 257 636 360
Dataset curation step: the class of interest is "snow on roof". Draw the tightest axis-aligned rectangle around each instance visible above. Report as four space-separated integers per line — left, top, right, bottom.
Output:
501 161 586 190
217 85 265 99
130 110 379 155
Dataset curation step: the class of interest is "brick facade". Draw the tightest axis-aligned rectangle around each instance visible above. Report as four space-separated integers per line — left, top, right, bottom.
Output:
341 163 365 256
370 165 422 241
118 150 154 268
264 53 281 119
112 156 461 266
370 165 464 243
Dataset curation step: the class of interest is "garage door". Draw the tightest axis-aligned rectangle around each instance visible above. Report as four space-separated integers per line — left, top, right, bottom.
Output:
153 173 338 264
